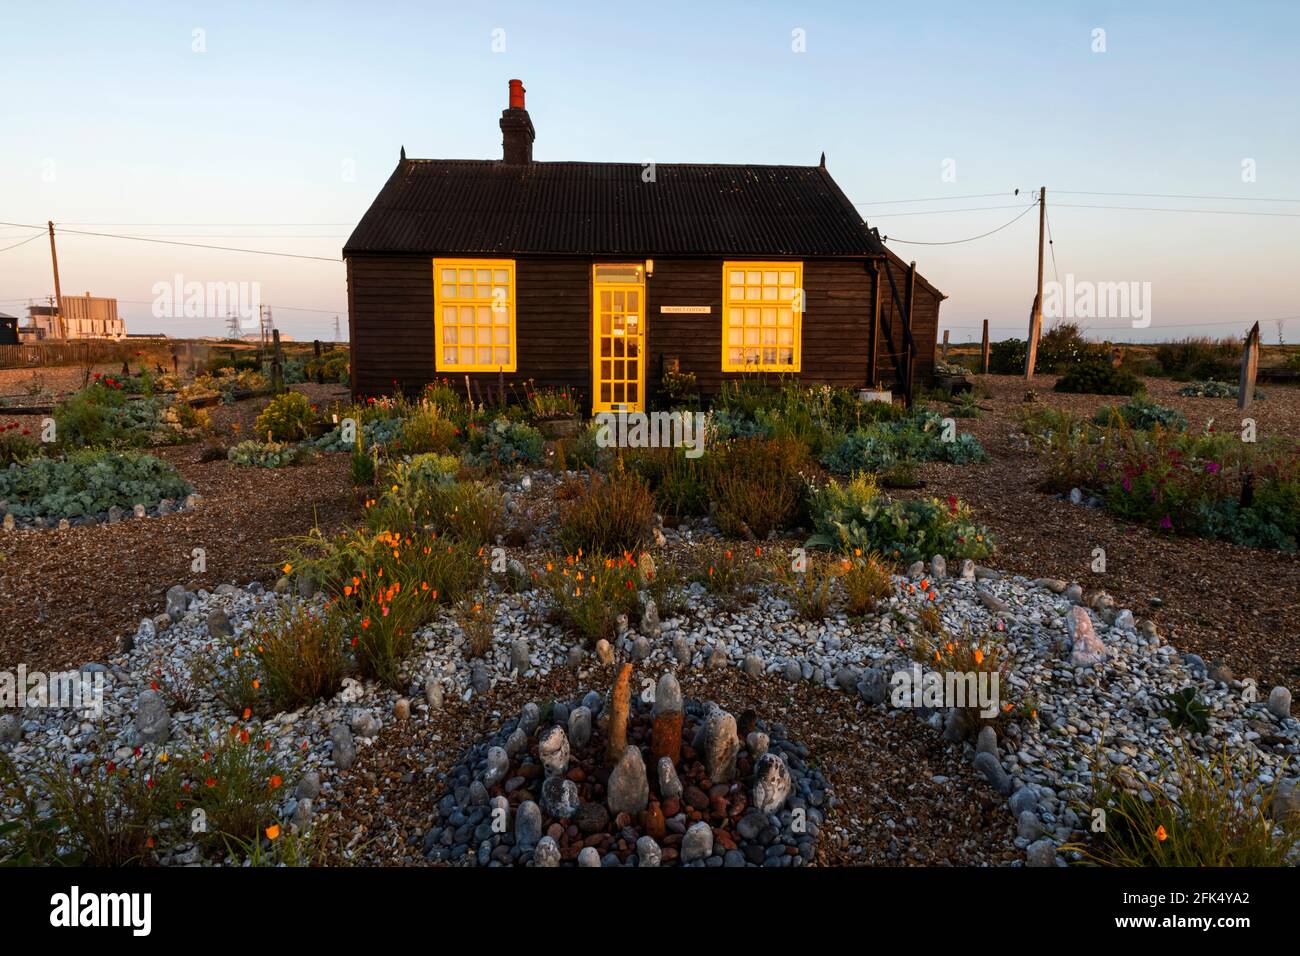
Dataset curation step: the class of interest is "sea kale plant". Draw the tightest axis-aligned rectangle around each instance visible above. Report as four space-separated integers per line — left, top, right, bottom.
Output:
0 450 192 520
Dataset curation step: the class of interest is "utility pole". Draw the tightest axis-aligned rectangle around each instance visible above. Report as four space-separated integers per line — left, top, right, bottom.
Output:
333 314 340 342
1024 187 1047 380
47 221 66 339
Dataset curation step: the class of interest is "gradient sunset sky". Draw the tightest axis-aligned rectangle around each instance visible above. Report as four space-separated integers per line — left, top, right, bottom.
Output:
2 0 1297 343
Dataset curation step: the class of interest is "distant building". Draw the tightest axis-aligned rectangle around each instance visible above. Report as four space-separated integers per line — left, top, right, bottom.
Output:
22 294 127 340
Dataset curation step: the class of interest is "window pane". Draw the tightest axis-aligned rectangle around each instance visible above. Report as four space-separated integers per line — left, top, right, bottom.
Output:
494 326 509 344
477 347 491 364
443 326 457 343
442 285 457 299
462 326 475 344
459 269 473 282
495 347 510 364
493 269 508 283
476 269 490 283
441 269 457 283
444 347 457 364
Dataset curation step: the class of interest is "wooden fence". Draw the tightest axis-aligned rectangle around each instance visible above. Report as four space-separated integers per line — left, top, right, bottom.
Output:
0 339 165 369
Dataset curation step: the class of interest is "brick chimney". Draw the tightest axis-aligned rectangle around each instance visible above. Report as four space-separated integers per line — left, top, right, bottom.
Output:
499 79 535 164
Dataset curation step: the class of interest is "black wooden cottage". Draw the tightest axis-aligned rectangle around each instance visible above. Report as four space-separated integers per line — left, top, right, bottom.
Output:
344 80 944 411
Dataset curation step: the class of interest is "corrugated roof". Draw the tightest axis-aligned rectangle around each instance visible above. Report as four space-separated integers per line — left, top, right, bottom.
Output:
343 160 889 258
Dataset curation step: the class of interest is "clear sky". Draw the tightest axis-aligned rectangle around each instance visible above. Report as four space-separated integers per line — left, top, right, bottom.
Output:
1 0 1297 343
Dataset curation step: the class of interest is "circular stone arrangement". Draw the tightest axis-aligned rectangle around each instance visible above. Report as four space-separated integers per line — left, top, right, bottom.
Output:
425 667 828 867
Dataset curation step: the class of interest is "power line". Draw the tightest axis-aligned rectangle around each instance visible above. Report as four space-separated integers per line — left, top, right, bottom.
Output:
0 231 45 254
0 221 342 262
855 191 1019 206
881 202 1039 246
1053 203 1300 218
865 203 1031 218
1056 189 1300 203
1045 211 1060 286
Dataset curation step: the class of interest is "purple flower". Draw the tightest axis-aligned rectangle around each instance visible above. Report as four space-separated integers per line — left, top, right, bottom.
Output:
1121 477 1132 493
1159 515 1173 530
1205 461 1221 474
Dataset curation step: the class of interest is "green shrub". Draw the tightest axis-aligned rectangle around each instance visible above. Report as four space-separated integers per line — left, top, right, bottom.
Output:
468 417 542 469
1054 360 1144 396
0 450 191 520
227 439 309 468
806 474 995 563
820 411 987 475
1038 425 1299 551
304 351 349 383
0 425 39 465
364 466 503 546
1094 398 1187 432
554 424 608 472
254 392 316 442
558 465 656 555
53 381 175 449
1154 337 1238 381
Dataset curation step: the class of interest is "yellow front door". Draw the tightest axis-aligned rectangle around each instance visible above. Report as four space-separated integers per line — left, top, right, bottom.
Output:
591 264 646 412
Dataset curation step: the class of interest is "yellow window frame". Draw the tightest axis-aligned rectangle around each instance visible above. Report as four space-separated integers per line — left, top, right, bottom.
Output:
721 261 803 372
433 258 517 372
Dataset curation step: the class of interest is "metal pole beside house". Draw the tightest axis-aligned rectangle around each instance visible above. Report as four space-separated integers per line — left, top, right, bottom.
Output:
981 319 990 374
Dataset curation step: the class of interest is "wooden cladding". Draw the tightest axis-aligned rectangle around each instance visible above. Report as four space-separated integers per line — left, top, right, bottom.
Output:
347 254 941 403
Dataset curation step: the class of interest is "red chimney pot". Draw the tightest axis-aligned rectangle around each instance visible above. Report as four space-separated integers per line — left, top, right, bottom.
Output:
508 79 526 110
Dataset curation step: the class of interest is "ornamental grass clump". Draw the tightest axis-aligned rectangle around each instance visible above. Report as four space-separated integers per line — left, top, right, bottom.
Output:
625 446 709 518
251 603 354 712
541 553 642 646
706 436 810 539
781 556 840 622
689 541 772 610
400 399 460 454
0 747 175 866
1070 746 1300 867
840 552 896 616
173 727 294 857
558 463 656 555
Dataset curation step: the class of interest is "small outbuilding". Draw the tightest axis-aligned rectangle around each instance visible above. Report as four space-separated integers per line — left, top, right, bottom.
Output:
344 81 943 410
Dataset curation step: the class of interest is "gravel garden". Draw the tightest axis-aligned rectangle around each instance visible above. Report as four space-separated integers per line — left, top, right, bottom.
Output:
1 357 1297 868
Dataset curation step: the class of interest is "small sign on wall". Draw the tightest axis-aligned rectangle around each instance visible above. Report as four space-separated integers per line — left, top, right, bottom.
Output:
660 305 711 314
